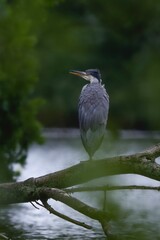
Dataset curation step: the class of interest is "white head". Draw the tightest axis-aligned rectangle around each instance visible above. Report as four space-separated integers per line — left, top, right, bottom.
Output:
69 69 102 83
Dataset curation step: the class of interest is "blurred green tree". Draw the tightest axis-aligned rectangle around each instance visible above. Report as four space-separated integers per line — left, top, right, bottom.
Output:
0 0 44 182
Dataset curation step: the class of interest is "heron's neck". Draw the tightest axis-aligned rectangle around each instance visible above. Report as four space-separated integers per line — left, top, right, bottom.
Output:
89 76 101 83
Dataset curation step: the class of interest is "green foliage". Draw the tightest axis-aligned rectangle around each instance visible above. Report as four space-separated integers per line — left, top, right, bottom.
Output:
0 0 44 182
0 0 160 179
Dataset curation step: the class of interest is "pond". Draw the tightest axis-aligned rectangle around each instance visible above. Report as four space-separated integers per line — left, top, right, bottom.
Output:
0 129 160 240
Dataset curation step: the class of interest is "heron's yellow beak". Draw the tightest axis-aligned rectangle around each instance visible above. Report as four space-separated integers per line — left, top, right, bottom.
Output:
69 70 86 77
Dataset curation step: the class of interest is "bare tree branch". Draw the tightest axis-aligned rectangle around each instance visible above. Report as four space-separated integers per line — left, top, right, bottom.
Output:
0 143 160 237
34 143 160 188
39 187 111 237
0 143 160 205
38 188 110 222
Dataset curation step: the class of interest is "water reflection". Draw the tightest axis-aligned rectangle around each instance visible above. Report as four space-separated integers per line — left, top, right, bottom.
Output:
0 129 160 239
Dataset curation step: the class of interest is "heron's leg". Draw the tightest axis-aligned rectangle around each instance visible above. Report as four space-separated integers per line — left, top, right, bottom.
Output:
103 190 107 212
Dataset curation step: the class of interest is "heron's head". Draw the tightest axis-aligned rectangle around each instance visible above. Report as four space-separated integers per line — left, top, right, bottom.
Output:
69 69 101 83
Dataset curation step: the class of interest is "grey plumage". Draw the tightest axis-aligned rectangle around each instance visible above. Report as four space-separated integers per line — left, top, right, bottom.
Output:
70 69 109 160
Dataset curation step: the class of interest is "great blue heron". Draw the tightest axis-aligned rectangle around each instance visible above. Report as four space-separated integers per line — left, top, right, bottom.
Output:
70 69 109 160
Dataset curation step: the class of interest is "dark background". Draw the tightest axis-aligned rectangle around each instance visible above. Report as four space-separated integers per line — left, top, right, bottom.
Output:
1 0 160 130
35 0 160 130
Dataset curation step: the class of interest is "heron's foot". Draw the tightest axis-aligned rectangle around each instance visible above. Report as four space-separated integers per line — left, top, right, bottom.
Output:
80 159 89 163
79 155 94 163
80 158 90 163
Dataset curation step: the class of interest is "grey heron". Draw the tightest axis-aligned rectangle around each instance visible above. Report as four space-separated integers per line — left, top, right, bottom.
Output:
70 69 109 160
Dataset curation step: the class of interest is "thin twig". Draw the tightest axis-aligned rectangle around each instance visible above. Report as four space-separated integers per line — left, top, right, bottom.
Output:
35 200 44 208
65 185 160 193
30 201 39 209
41 199 92 230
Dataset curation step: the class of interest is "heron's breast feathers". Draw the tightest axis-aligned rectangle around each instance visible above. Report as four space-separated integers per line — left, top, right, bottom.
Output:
78 83 109 132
